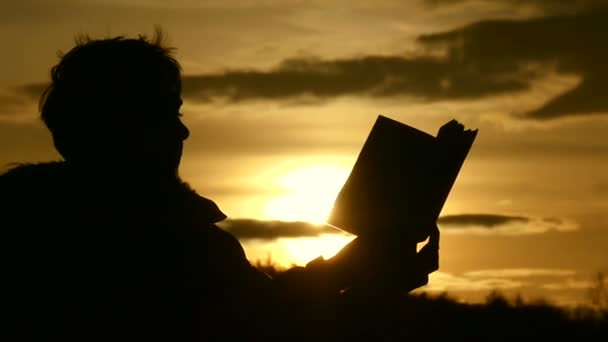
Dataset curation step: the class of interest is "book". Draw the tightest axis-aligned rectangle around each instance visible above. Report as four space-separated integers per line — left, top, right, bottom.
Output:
327 115 477 243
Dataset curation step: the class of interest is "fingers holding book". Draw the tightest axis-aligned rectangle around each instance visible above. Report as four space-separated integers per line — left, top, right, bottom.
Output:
437 119 465 141
418 223 440 274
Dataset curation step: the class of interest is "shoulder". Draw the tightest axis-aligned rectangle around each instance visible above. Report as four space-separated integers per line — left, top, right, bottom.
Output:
1 161 65 186
188 221 273 293
176 190 274 288
175 184 249 265
1 161 67 212
2 162 69 267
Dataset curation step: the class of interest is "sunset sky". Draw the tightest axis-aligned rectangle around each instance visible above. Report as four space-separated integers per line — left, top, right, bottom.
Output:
1 0 607 306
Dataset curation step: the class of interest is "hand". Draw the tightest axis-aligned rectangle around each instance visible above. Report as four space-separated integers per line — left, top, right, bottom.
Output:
417 223 440 273
437 119 465 143
322 227 439 293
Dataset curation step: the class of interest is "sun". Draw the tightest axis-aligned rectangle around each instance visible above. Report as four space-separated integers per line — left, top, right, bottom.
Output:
264 165 351 224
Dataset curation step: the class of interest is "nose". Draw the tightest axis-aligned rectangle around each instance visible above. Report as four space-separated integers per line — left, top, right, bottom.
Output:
177 119 189 141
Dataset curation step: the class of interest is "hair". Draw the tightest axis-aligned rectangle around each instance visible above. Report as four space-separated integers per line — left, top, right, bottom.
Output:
39 29 182 159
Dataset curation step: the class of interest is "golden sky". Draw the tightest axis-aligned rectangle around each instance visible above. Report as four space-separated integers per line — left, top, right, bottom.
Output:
1 0 607 306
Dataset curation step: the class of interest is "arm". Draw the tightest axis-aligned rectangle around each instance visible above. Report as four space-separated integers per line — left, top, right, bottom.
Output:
272 223 440 297
208 221 439 305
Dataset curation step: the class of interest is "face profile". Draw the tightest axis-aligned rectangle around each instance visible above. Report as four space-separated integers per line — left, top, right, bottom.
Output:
38 33 188 182
110 87 190 180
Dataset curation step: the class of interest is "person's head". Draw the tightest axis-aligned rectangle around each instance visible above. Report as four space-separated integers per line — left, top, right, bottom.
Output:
40 30 189 181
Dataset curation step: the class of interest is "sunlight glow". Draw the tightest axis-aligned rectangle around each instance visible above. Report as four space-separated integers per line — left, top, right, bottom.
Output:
264 165 351 224
281 233 356 266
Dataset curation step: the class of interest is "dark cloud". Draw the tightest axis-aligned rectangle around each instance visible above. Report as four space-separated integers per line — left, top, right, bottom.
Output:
437 214 577 235
217 214 576 240
218 219 341 240
11 7 608 120
16 83 48 101
438 214 529 228
595 182 608 195
181 55 533 103
418 6 608 119
180 7 608 120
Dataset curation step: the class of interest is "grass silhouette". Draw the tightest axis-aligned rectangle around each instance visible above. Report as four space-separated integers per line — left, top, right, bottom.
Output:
252 259 608 339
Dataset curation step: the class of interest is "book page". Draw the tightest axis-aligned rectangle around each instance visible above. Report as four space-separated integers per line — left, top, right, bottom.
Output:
327 115 477 243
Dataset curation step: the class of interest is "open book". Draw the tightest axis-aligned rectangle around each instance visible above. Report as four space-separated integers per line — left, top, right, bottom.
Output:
327 115 477 243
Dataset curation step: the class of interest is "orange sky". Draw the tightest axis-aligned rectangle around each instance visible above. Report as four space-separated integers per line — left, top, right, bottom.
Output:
1 0 607 307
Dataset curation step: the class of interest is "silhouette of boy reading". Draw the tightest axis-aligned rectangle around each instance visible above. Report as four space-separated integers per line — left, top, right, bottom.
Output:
2 32 439 340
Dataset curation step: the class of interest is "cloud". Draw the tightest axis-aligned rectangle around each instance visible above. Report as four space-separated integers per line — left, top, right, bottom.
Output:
464 268 575 278
541 279 593 290
217 219 343 240
217 214 577 241
418 6 608 119
176 6 608 120
181 54 534 104
423 269 592 306
438 214 529 227
424 271 524 292
10 7 608 120
425 0 605 14
0 85 44 121
0 93 26 112
437 213 578 235
15 83 47 101
595 182 608 195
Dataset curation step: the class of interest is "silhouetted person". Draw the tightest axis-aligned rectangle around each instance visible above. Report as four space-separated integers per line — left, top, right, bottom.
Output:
2 32 439 340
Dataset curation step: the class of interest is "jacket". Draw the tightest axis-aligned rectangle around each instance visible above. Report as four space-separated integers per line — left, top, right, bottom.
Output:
2 161 275 340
